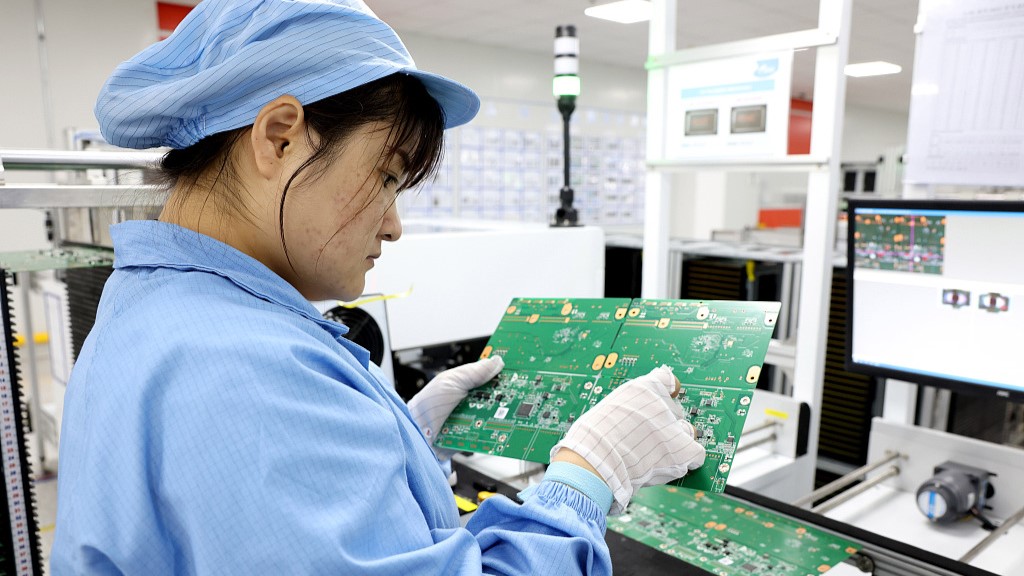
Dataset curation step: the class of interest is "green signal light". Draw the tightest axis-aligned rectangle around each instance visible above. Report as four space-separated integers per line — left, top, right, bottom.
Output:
553 75 581 97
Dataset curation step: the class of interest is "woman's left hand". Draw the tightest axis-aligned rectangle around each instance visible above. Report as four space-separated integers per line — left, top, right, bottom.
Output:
407 355 504 459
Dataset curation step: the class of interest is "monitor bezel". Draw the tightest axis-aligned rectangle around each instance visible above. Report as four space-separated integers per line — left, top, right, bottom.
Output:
845 197 1024 402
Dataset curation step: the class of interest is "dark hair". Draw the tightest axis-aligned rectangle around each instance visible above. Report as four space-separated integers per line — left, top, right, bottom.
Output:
159 73 445 267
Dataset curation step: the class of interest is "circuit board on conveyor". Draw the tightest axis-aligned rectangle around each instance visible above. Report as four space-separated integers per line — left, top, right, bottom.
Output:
433 297 780 492
607 486 860 576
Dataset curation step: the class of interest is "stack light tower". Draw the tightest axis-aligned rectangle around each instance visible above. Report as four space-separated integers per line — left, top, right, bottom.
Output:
552 25 581 227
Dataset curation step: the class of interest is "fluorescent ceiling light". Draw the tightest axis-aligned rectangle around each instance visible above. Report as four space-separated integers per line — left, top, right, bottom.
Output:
844 61 902 78
584 0 652 24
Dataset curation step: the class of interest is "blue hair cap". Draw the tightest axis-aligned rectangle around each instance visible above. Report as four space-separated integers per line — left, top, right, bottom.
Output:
96 0 480 149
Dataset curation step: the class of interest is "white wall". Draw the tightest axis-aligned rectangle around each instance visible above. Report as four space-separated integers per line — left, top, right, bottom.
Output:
841 105 909 164
0 14 648 150
0 0 158 152
402 31 647 117
1 0 49 150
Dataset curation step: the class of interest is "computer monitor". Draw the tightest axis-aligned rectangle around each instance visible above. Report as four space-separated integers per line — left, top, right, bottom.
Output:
845 198 1024 400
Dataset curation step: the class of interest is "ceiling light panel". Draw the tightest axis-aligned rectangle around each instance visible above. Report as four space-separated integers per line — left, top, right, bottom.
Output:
584 0 652 24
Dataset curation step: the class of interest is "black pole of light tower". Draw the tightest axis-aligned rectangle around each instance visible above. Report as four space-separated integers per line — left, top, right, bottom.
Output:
553 24 580 227
556 95 578 226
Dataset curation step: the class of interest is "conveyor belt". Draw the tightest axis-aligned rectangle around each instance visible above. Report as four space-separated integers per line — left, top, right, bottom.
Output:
451 459 999 576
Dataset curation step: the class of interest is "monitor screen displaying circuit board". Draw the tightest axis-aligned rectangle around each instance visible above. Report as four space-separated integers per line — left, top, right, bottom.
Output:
846 199 1024 401
433 298 781 492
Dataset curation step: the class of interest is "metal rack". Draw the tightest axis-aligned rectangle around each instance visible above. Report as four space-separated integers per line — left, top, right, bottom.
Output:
0 148 164 575
641 0 852 498
0 147 162 456
0 149 165 210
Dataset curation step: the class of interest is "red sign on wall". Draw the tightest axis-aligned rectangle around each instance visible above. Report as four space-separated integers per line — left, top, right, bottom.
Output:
157 2 194 39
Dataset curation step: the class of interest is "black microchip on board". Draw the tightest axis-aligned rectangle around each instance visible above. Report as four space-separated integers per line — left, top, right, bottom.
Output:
516 403 535 418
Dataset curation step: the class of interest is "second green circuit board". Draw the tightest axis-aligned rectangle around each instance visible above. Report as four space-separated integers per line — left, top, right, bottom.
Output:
434 297 780 492
607 486 860 575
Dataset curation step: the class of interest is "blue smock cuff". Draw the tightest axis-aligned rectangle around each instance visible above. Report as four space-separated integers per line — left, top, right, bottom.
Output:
535 462 613 514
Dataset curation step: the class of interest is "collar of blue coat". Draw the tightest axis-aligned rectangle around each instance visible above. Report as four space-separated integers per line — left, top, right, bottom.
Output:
108 220 354 345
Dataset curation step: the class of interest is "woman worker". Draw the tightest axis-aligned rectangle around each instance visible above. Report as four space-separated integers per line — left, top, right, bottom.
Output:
51 1 705 574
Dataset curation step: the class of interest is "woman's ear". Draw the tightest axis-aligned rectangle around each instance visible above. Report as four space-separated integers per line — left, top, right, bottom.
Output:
251 95 305 180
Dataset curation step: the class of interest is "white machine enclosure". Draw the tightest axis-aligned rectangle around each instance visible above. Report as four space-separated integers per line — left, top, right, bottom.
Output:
866 418 1024 520
730 389 815 503
362 220 606 351
819 418 1024 575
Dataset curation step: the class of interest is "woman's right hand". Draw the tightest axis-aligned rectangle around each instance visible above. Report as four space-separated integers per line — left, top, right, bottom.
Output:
550 365 706 515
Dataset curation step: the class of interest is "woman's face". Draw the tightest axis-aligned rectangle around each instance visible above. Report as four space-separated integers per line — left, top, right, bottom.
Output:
278 122 405 302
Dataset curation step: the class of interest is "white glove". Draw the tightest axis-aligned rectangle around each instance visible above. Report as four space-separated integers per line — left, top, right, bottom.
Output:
551 365 706 515
407 356 505 460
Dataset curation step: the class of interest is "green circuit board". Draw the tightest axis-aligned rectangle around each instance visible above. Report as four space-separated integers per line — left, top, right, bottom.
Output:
0 247 114 273
433 297 780 492
606 486 860 576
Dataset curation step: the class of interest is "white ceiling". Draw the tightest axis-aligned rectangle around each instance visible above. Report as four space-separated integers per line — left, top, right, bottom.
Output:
365 0 920 114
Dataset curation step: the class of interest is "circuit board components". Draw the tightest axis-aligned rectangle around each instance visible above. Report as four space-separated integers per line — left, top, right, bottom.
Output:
0 246 114 273
433 297 780 492
607 485 860 576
